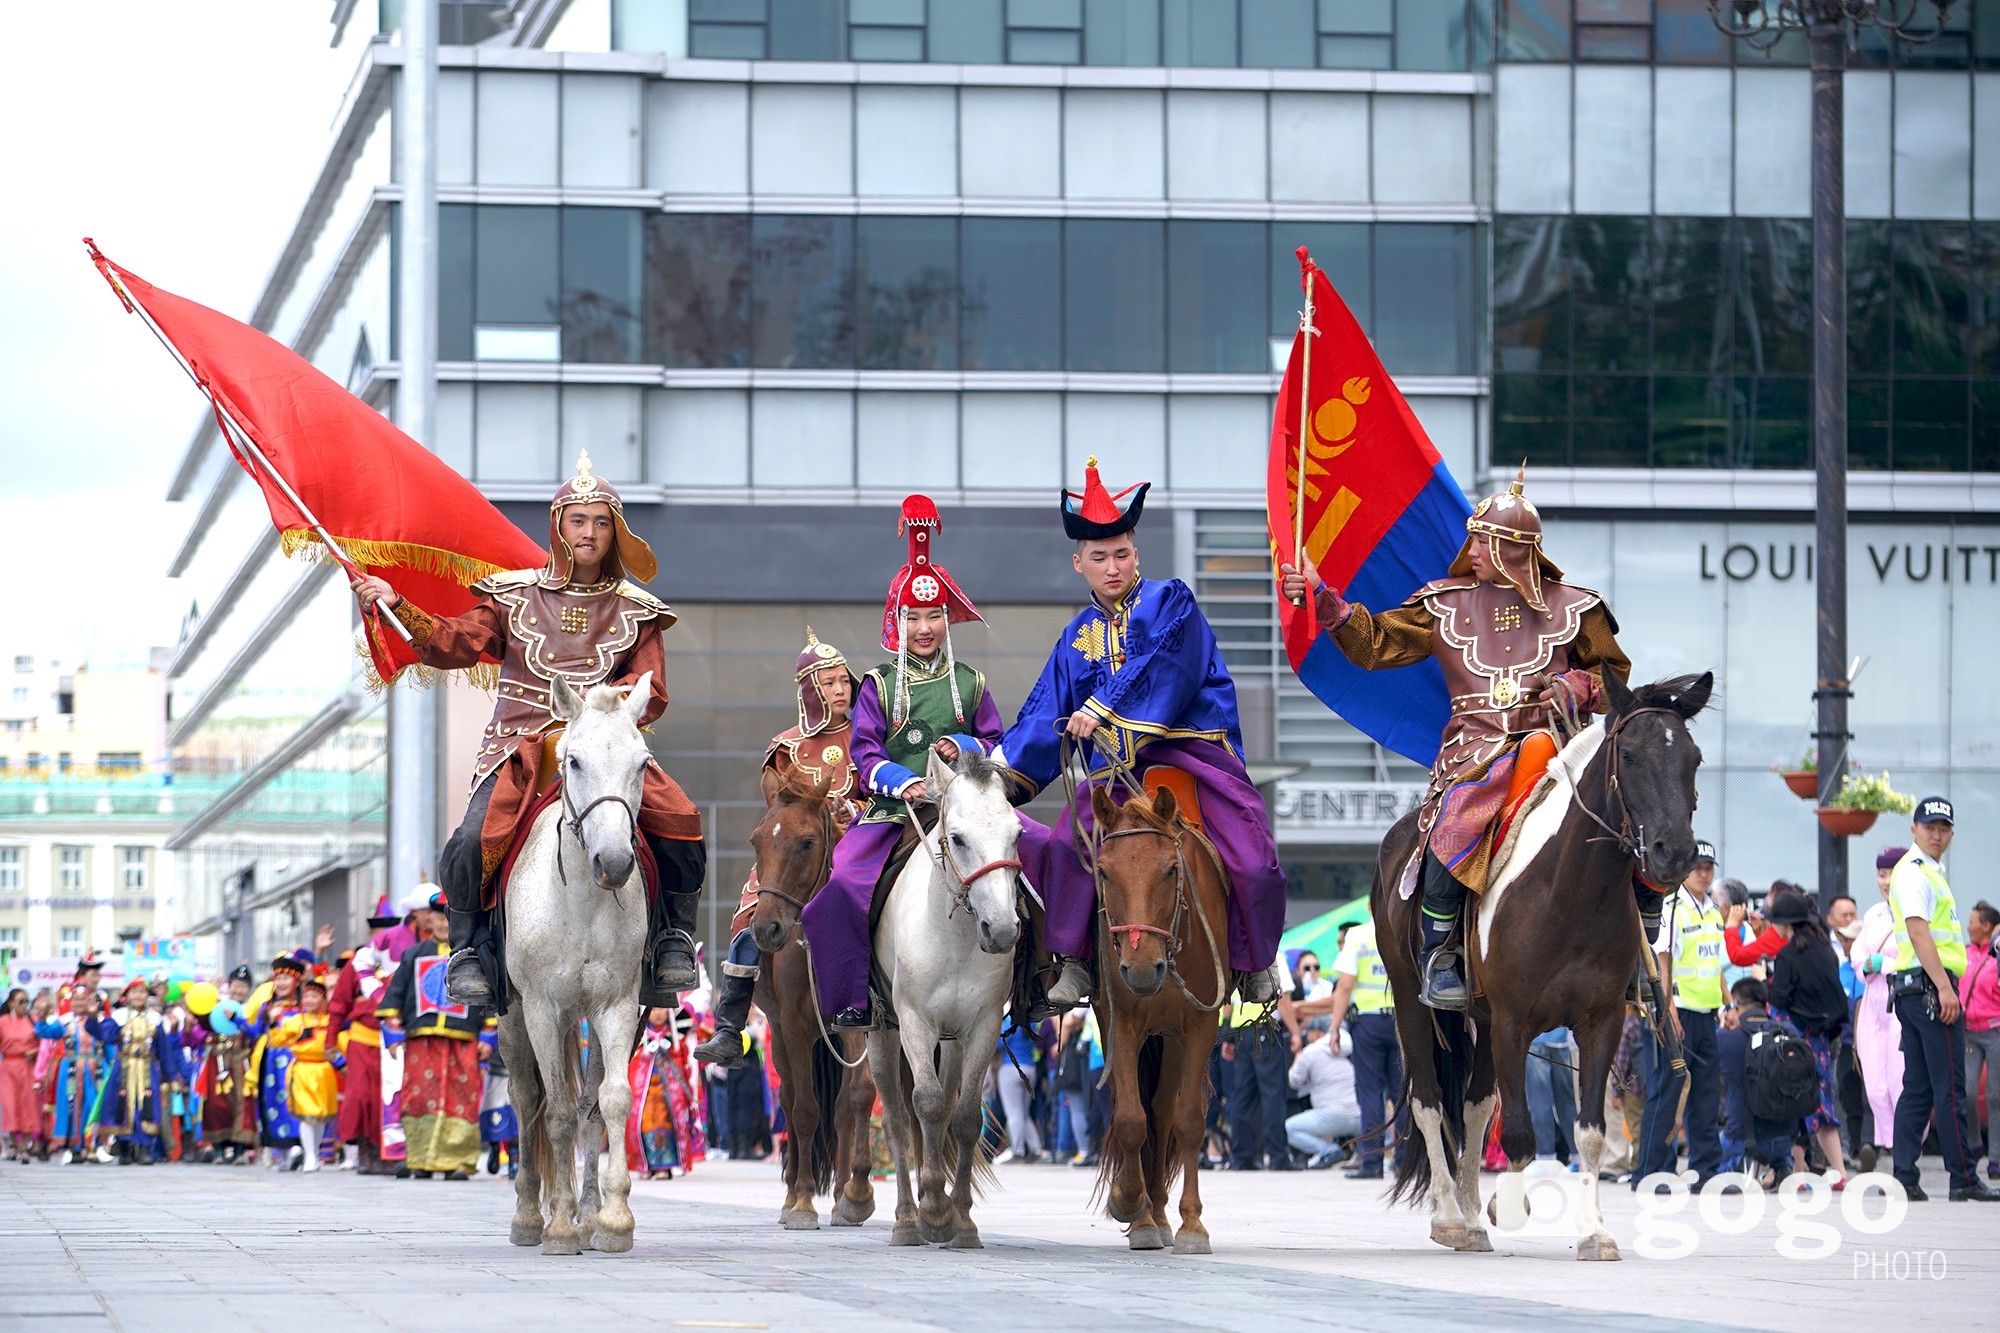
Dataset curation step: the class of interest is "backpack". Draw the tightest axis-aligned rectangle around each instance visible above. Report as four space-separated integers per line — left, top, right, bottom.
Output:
1744 1023 1820 1123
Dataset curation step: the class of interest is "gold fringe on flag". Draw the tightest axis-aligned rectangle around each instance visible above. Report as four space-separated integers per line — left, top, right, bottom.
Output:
279 528 515 587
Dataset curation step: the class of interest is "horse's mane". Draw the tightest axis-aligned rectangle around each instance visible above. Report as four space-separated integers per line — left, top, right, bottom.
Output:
1112 790 1173 831
774 765 830 803
583 683 629 713
953 748 1003 785
1630 673 1714 718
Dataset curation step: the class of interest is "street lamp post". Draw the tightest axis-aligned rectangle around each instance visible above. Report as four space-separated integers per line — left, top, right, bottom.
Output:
1706 0 1954 906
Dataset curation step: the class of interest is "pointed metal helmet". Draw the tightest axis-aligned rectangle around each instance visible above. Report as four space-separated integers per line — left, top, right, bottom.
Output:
547 449 658 584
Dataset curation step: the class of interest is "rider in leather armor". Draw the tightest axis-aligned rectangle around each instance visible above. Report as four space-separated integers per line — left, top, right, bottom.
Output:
353 451 707 1011
1282 475 1631 1011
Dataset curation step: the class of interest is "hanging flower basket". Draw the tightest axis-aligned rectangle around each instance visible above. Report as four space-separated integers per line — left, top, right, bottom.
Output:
1815 807 1880 838
1780 771 1819 800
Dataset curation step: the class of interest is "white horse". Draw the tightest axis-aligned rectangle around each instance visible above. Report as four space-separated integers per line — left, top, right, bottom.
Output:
867 746 1024 1250
496 673 653 1257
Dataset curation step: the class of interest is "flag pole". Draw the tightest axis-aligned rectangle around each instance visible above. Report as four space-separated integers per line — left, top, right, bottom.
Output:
86 240 414 646
1291 252 1319 606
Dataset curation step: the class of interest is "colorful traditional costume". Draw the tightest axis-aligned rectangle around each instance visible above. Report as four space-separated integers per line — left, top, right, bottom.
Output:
101 981 168 1163
43 999 112 1156
328 945 395 1173
249 957 307 1162
0 1008 42 1145
382 451 706 1009
378 938 492 1176
995 461 1287 998
266 983 339 1173
1852 870 1907 1151
799 496 1065 1024
198 965 259 1157
1305 475 1630 1008
698 629 863 1066
627 1008 707 1176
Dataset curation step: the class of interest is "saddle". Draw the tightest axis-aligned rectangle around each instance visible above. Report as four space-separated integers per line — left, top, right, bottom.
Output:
493 779 661 909
1140 765 1204 831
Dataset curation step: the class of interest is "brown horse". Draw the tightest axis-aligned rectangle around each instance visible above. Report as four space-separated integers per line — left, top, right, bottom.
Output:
1088 781 1229 1255
1377 671 1711 1261
746 767 877 1231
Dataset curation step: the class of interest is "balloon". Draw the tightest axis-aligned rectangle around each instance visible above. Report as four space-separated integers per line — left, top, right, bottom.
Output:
165 981 184 1005
209 1011 238 1037
184 982 219 1016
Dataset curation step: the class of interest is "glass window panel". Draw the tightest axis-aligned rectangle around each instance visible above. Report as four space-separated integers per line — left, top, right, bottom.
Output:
1396 0 1469 71
560 207 643 364
750 85 852 196
1892 380 1970 471
436 382 474 477
1571 65 1651 213
1495 65 1573 213
1494 374 1570 466
1974 224 2000 376
1499 0 1569 60
1012 0 1083 23
1570 215 1649 373
1167 90 1267 201
1162 0 1239 66
644 214 750 370
1066 394 1166 487
1064 90 1164 199
1241 0 1316 67
1893 73 1973 219
1168 395 1269 490
932 0 1005 60
1575 23 1648 59
1848 220 1894 375
475 206 559 327
692 0 768 18
962 393 1063 488
1372 224 1476 375
961 217 1062 371
1735 218 1812 375
690 23 768 57
1010 28 1083 61
1654 0 1729 63
1169 221 1267 373
750 215 855 370
856 217 959 371
1493 214 1569 373
561 386 643 484
1270 92 1370 203
1893 220 1971 376
1371 94 1472 206
1323 0 1393 32
1849 377 1892 470
1065 219 1165 372
1320 35 1392 66
561 75 641 189
612 0 687 52
1273 222 1370 352
476 72 558 188
440 203 475 361
1978 0 2000 67
1973 380 2000 470
647 82 748 194
853 0 925 20
647 388 749 488
856 86 957 196
752 390 854 487
850 26 925 59
1652 375 1731 468
1898 6 1972 69
857 393 959 490
1575 0 1643 19
475 383 559 481
960 88 1062 197
1571 375 1648 466
1084 0 1161 64
1741 392 1827 482
770 0 844 57
1651 217 1731 375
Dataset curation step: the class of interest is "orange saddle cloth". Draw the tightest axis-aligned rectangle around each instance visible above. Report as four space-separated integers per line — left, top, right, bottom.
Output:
1491 731 1559 853
1141 765 1204 831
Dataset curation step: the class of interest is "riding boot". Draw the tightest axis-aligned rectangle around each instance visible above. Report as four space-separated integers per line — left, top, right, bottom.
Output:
1634 880 1667 942
1417 853 1469 1012
445 906 497 1008
1236 962 1282 1004
694 957 759 1068
1044 956 1094 1009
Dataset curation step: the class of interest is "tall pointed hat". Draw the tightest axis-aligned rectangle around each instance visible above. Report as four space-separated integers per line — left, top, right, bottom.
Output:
1060 456 1149 540
879 496 981 652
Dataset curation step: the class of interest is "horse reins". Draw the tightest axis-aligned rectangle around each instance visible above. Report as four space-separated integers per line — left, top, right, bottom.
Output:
753 800 838 915
556 750 641 896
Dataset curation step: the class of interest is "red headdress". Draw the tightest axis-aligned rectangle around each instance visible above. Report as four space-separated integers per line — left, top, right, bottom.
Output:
879 496 982 725
1060 456 1150 541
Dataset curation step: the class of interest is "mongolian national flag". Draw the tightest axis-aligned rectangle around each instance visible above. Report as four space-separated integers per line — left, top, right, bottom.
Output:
1266 247 1471 766
86 240 546 687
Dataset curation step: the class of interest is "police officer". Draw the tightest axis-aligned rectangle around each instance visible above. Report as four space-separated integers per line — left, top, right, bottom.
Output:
1325 917 1401 1180
1888 797 2000 1201
1635 839 1725 1189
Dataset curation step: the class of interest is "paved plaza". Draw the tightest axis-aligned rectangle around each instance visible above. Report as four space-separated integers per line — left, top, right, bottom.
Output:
5 1153 1996 1332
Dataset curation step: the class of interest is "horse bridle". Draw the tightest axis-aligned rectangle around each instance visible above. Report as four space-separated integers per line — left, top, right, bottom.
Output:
557 746 641 891
752 800 838 916
1551 704 1687 874
905 789 1027 919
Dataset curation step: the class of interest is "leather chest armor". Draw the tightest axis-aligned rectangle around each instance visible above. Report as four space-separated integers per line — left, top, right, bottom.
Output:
1418 577 1602 797
472 571 667 787
768 721 861 805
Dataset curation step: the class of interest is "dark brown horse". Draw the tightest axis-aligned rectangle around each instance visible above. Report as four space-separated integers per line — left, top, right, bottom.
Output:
1088 781 1229 1254
1376 671 1711 1260
746 768 877 1231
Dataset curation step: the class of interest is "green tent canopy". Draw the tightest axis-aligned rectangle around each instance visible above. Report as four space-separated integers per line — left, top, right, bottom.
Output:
1279 896 1372 964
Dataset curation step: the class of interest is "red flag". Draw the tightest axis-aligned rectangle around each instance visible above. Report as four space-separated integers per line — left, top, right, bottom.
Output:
87 241 546 686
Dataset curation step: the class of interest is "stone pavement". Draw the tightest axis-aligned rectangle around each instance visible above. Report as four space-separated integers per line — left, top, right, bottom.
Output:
3 1154 1994 1332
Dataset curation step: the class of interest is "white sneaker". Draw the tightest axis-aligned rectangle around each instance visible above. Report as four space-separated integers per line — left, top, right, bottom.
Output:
993 1149 1017 1166
90 1147 115 1164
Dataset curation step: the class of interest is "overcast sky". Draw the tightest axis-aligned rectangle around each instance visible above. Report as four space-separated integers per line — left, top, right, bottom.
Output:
0 2 349 667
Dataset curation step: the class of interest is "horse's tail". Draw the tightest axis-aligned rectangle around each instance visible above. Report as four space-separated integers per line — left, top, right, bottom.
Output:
1091 1033 1163 1211
1387 1009 1476 1206
808 1035 843 1198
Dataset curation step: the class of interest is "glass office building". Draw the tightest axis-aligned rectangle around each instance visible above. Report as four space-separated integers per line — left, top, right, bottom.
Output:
160 0 1999 953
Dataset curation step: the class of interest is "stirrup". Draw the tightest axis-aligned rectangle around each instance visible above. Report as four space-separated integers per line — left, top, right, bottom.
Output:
444 949 494 1006
1419 947 1469 1012
1045 959 1093 1009
831 1006 874 1031
650 928 699 991
1237 963 1281 1005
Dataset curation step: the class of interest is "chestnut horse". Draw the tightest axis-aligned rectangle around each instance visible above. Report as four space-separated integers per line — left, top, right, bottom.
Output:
1088 780 1228 1255
1378 671 1711 1261
746 767 876 1231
